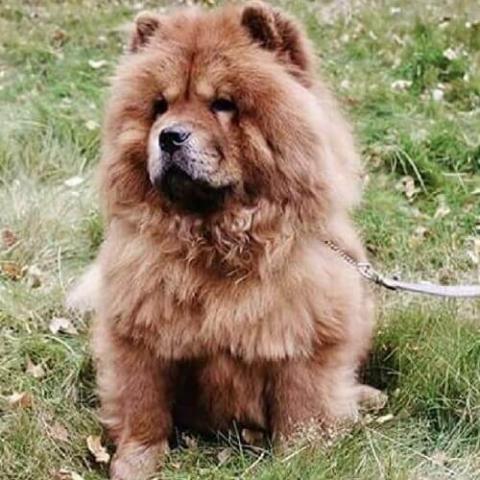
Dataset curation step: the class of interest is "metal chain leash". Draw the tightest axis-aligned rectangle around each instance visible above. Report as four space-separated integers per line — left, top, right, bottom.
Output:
323 240 480 298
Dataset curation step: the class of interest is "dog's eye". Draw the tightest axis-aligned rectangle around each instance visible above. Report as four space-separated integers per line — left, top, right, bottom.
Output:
153 97 168 116
211 98 236 113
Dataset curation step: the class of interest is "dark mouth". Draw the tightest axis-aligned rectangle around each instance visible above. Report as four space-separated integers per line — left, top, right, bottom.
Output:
160 165 232 214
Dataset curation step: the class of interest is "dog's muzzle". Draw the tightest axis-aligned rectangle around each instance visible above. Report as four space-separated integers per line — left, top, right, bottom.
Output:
151 124 232 214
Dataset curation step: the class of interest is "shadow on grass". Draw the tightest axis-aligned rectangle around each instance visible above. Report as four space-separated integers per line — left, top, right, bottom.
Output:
77 354 98 409
362 341 401 393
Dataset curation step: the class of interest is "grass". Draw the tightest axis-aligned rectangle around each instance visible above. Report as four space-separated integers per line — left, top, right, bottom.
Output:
1 0 479 478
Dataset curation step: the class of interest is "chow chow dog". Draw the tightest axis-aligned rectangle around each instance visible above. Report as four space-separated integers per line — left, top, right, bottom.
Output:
70 2 379 478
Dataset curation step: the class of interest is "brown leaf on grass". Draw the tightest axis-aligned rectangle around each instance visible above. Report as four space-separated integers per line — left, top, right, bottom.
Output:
86 435 110 464
403 177 416 200
52 28 68 46
53 469 84 480
183 433 198 449
85 120 99 131
217 447 233 465
49 317 78 335
431 450 448 466
64 176 84 188
433 204 451 219
26 358 45 379
376 413 394 424
2 228 18 248
25 264 43 288
432 87 445 102
241 428 265 446
7 391 33 409
70 473 84 480
391 79 412 92
396 176 418 201
411 226 429 245
88 59 108 69
443 47 460 61
467 238 480 268
40 412 70 442
474 238 480 259
48 422 70 442
1 261 23 280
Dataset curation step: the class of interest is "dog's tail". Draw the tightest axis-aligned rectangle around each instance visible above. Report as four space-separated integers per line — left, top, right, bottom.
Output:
66 262 102 313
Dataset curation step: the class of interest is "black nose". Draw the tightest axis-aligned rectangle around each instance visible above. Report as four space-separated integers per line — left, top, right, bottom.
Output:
159 125 191 154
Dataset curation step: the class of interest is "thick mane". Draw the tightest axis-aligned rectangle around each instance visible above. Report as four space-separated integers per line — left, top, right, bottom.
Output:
98 4 362 277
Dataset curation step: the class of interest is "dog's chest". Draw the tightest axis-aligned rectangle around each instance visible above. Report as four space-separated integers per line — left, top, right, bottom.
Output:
131 275 316 361
103 232 322 361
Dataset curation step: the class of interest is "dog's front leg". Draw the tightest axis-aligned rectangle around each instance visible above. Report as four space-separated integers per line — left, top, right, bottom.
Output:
99 334 173 480
268 354 361 447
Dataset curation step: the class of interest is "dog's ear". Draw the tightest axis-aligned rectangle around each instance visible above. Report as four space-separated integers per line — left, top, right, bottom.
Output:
241 1 314 78
241 1 279 50
129 11 162 52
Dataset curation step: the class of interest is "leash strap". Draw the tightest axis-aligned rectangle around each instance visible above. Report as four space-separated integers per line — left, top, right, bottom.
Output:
323 240 480 298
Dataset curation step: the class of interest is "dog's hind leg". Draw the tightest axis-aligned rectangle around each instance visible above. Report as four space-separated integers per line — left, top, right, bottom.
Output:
93 320 173 480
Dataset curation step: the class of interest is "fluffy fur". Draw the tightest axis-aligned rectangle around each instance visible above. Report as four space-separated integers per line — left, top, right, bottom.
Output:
73 2 377 478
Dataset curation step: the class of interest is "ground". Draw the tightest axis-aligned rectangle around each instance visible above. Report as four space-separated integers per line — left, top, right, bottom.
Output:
0 0 479 479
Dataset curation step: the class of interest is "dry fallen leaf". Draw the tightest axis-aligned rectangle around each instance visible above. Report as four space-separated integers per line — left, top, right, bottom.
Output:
241 428 264 446
26 358 45 379
376 413 394 424
25 264 43 288
54 469 84 480
411 226 429 245
51 28 68 46
433 204 451 219
431 450 448 466
48 422 70 442
391 79 412 92
2 228 18 248
396 176 418 201
443 48 460 61
85 120 99 131
432 88 444 102
474 238 480 259
183 433 198 449
217 447 233 465
88 59 108 69
403 178 416 200
7 391 33 409
1 261 23 280
49 317 78 335
467 238 480 268
64 176 84 188
86 435 110 464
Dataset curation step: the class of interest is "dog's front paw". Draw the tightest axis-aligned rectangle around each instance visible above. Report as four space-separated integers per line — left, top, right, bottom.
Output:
110 441 168 480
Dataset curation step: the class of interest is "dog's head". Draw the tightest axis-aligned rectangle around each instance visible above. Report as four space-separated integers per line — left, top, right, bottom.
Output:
104 3 322 207
101 1 361 266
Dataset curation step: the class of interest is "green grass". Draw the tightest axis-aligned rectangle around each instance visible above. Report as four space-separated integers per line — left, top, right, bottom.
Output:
1 0 480 478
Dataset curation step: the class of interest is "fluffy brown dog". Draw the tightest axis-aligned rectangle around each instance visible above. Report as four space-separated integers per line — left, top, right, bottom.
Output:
74 2 377 478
